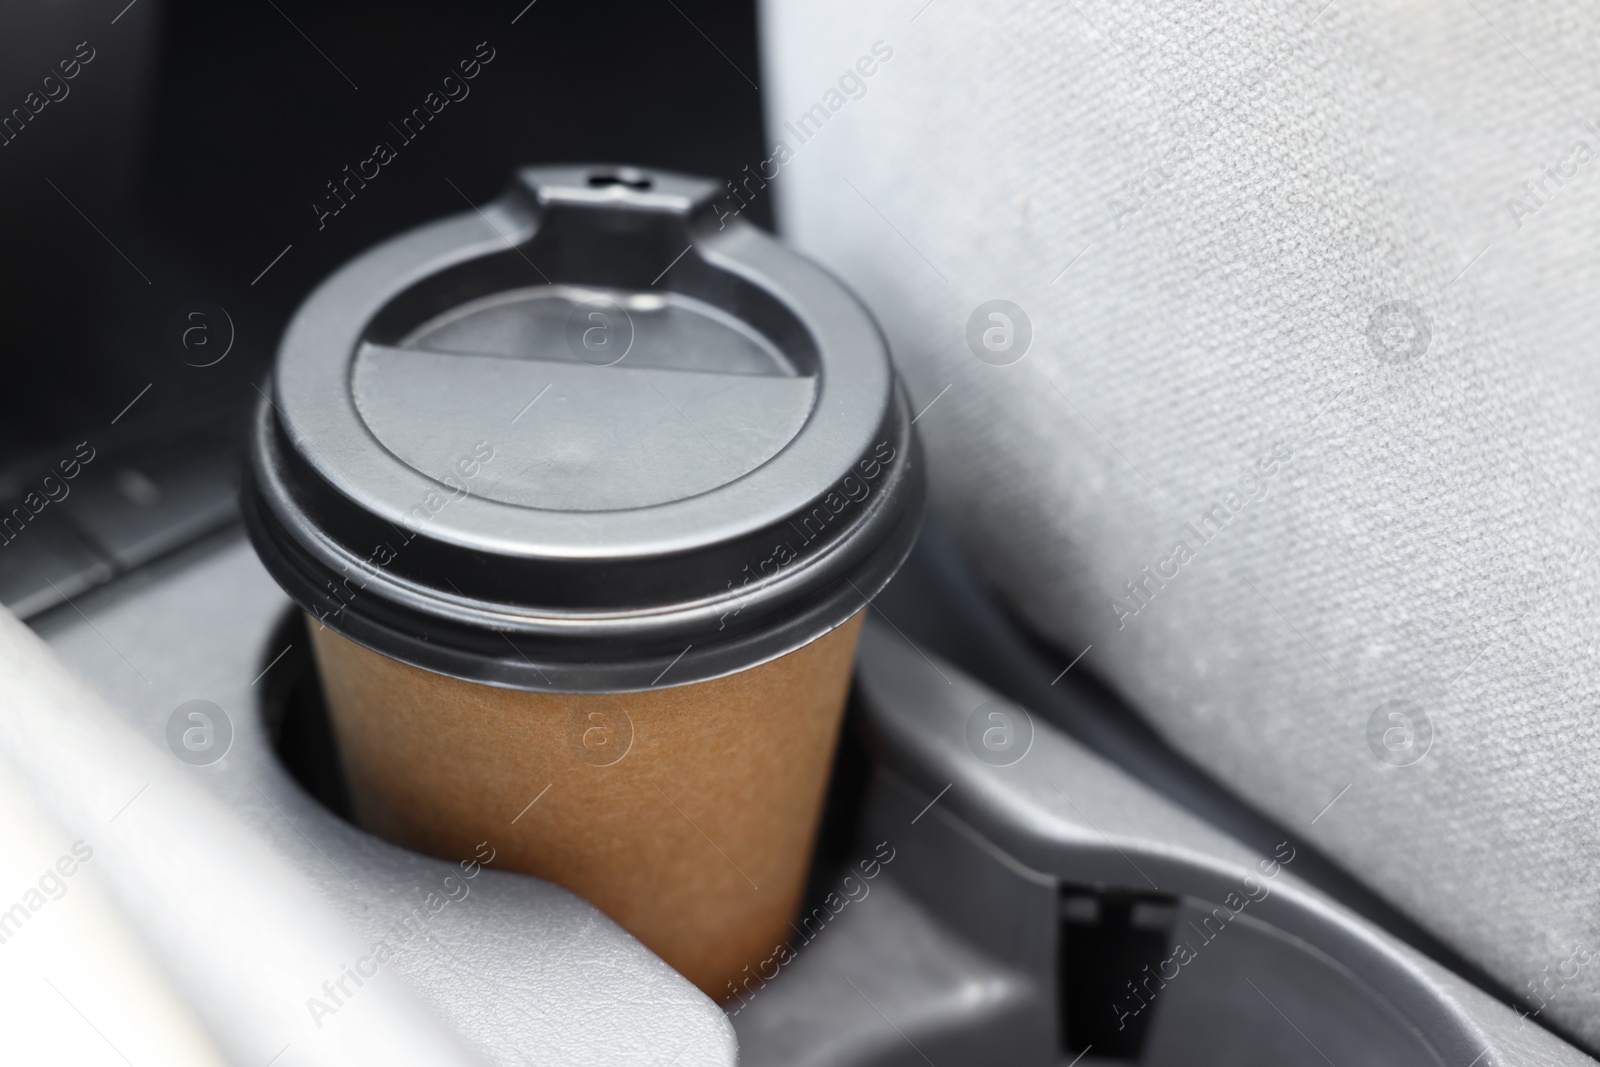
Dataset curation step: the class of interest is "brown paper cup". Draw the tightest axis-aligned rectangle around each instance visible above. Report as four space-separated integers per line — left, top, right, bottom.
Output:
309 611 864 999
247 167 921 1003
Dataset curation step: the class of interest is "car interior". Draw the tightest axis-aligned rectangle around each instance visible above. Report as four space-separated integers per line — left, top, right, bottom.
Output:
3 2 1597 1065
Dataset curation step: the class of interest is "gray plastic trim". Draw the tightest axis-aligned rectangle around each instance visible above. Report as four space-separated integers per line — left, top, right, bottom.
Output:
24 525 1596 1066
731 621 1593 1067
33 534 736 1067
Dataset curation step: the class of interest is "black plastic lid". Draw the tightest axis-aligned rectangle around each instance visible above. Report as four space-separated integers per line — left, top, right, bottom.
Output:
243 165 923 692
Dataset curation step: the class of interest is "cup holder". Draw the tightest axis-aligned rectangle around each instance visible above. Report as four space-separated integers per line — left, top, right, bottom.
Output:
251 605 1514 1067
254 603 881 920
258 609 352 822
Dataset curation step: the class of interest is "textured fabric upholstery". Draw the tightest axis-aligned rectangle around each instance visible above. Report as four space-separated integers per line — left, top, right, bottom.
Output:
761 0 1600 1047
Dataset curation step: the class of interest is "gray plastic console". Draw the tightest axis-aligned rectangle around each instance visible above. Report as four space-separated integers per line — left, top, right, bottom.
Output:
34 534 734 1067
733 624 1596 1067
28 528 1598 1066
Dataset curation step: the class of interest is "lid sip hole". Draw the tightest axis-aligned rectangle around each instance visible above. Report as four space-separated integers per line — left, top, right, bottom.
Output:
588 169 653 191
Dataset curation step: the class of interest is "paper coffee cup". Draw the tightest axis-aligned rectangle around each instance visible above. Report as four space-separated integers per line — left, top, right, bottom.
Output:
243 166 922 998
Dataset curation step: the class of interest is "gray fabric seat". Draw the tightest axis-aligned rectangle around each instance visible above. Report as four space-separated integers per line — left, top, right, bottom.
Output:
761 0 1600 1049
